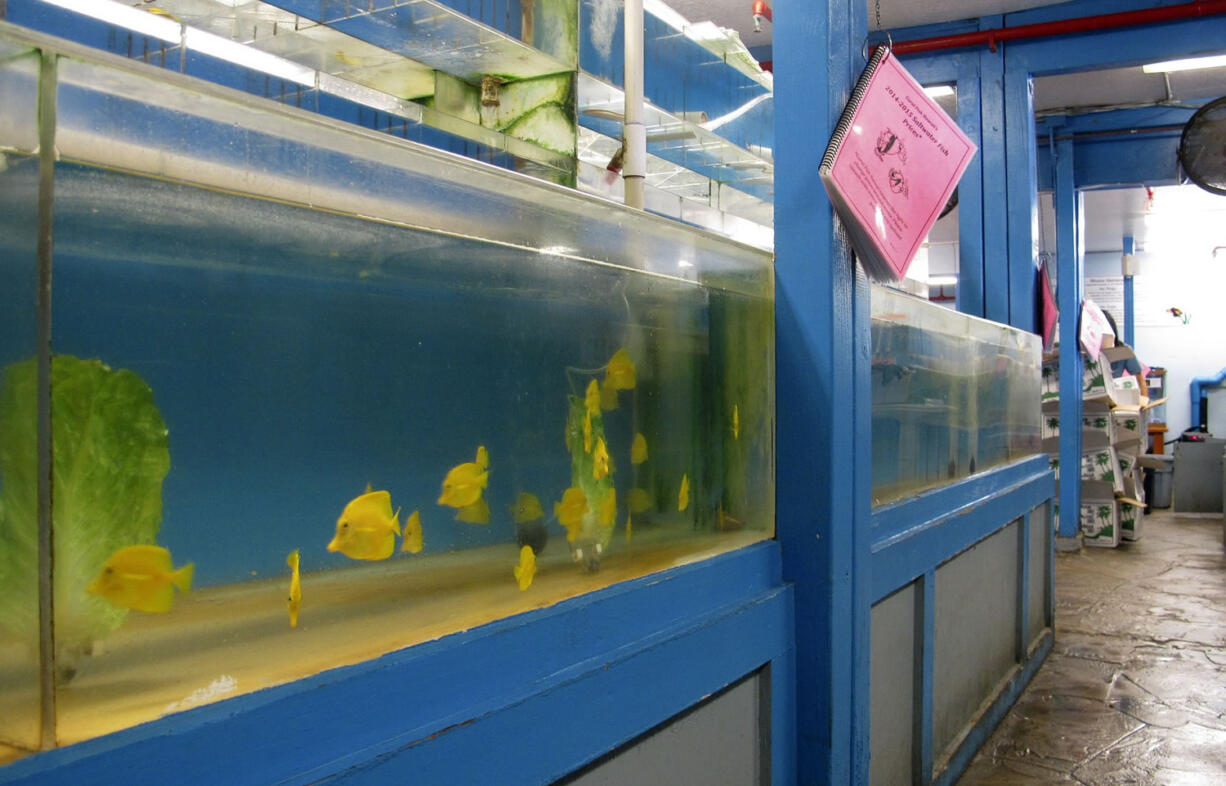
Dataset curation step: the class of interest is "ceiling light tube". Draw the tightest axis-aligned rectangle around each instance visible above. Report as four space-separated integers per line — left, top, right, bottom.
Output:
1142 53 1226 73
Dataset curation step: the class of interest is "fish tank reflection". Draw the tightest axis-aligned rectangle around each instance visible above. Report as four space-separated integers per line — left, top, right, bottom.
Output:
0 27 773 760
871 285 1040 507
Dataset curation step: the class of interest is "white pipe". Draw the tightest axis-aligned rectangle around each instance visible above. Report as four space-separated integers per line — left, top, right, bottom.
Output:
623 0 645 209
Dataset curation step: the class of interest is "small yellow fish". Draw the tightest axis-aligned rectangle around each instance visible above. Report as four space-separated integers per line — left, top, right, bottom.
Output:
599 487 617 526
584 379 601 415
328 490 401 561
678 473 690 512
86 545 193 613
455 498 490 524
513 545 536 591
400 510 423 553
631 433 648 465
625 514 633 543
604 348 636 390
732 405 740 439
627 487 653 513
582 410 593 453
600 379 619 411
438 446 489 509
593 437 611 479
333 49 362 67
512 492 544 523
287 549 302 628
554 487 588 542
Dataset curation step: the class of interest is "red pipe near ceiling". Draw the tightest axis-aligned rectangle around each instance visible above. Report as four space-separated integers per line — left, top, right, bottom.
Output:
752 0 773 23
892 0 1226 55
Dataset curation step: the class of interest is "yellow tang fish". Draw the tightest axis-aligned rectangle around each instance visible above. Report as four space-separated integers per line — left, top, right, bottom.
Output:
512 492 544 523
625 514 633 543
732 405 740 439
678 473 690 512
455 498 490 525
87 545 193 613
584 379 601 415
401 510 424 554
328 490 401 561
593 437 611 479
287 549 302 628
438 445 489 509
631 433 648 465
554 487 588 542
599 487 617 526
599 379 619 411
627 487 653 513
604 348 636 390
513 545 537 591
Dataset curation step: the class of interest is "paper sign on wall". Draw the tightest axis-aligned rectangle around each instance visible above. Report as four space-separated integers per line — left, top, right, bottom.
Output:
1080 299 1113 358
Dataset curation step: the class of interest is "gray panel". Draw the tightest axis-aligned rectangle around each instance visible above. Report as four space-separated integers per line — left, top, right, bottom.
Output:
564 671 767 786
1027 504 1050 648
1173 440 1226 512
870 583 917 786
933 522 1020 760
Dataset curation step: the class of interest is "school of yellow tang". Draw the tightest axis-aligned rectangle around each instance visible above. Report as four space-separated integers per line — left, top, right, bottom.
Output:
83 347 724 625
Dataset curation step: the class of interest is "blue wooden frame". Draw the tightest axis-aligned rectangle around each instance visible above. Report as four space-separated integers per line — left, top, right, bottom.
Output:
871 455 1055 785
775 0 871 782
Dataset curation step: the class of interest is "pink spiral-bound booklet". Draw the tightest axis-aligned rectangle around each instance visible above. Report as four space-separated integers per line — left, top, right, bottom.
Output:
820 47 977 281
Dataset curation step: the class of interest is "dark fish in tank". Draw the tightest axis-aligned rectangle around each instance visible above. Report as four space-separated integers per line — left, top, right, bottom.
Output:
87 545 194 613
328 489 401 561
516 519 549 556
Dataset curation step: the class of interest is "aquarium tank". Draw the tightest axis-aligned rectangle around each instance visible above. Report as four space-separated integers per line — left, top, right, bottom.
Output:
871 285 1041 507
0 23 774 759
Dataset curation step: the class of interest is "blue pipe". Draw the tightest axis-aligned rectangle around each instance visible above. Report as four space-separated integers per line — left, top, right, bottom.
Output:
1189 367 1226 432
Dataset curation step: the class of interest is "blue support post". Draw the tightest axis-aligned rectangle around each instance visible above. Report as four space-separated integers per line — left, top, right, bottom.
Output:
774 0 870 781
1004 65 1038 332
977 20 1009 325
956 55 986 318
1123 235 1135 346
1054 131 1082 539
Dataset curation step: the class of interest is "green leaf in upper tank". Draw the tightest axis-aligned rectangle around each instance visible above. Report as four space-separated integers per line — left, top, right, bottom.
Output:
0 356 170 676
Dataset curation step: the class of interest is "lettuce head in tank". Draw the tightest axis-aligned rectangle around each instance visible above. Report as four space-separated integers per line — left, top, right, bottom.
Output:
0 355 171 679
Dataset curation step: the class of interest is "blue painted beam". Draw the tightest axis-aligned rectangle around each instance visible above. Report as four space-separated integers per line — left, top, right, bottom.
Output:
1004 66 1038 332
1054 131 1083 539
1123 235 1135 345
956 54 986 318
774 0 870 781
869 456 1054 602
977 26 1009 324
915 570 935 785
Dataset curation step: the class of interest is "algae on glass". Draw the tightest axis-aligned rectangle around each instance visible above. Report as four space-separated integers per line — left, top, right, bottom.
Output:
0 355 170 679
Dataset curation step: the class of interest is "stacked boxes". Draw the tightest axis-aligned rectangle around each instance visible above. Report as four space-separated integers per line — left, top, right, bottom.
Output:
1042 347 1149 547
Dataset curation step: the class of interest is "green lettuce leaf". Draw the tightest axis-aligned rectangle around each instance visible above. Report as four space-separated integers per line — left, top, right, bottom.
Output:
0 355 170 671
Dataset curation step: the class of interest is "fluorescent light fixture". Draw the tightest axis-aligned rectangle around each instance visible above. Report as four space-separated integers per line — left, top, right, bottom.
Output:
538 245 576 256
184 28 315 86
928 275 958 286
43 0 180 42
1143 53 1226 73
923 84 955 98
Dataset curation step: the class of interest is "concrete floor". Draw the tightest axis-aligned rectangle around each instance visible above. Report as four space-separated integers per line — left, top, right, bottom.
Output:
959 511 1226 785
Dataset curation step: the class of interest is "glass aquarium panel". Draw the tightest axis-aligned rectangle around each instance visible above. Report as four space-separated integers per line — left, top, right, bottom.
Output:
0 46 43 760
0 25 773 752
871 285 1041 507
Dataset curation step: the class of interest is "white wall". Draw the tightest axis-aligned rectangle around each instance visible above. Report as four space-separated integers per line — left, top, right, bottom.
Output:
1085 249 1226 435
